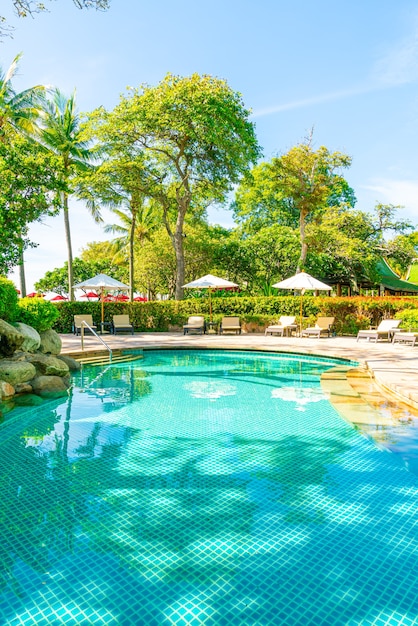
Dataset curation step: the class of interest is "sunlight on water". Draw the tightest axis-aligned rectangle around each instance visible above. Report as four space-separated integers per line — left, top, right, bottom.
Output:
0 350 416 625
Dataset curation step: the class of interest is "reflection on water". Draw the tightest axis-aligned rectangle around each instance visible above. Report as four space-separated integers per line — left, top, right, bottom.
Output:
184 380 237 400
344 371 418 476
0 351 417 626
271 386 330 411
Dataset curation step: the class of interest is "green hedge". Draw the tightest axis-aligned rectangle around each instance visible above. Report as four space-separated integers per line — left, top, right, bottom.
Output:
52 295 418 335
18 298 60 332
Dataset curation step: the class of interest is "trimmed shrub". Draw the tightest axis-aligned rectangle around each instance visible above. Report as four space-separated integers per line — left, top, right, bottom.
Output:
395 308 418 330
51 295 418 336
18 298 60 332
0 277 19 322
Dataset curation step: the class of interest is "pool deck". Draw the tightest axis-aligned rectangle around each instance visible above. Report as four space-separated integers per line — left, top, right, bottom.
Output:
60 332 418 410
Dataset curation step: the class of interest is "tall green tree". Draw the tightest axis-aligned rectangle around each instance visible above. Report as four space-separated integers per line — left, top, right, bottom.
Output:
0 135 62 276
40 89 96 300
275 142 352 271
234 141 353 271
0 53 46 142
0 54 57 296
80 158 159 300
232 161 300 234
306 203 413 291
87 73 261 299
104 202 158 300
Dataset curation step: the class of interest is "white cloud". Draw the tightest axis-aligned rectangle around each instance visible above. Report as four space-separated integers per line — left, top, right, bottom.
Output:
361 178 418 224
253 13 418 119
252 85 374 118
372 15 418 87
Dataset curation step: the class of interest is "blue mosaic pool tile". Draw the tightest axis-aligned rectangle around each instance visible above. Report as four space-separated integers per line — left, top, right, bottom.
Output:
0 350 417 625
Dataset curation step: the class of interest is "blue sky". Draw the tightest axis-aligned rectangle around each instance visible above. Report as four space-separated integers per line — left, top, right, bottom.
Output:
2 0 418 291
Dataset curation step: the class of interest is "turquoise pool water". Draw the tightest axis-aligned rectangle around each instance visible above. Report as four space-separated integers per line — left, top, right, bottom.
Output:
0 350 417 625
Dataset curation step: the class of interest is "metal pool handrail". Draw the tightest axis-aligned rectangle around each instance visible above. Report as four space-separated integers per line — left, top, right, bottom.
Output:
80 321 112 363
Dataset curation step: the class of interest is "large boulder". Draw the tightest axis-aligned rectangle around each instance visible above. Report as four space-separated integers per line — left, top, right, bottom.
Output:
0 320 24 357
14 394 44 407
0 360 36 386
14 323 41 353
14 382 33 395
26 353 69 377
57 355 81 371
39 329 62 355
31 375 70 398
0 380 15 400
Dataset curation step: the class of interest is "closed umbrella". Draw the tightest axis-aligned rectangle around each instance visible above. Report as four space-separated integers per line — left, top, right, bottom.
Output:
73 274 130 329
182 274 238 325
273 271 331 334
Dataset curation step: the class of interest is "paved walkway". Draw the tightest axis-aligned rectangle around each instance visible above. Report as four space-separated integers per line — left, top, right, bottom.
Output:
60 332 418 410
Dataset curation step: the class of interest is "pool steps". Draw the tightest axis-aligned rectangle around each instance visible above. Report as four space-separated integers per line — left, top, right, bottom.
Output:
73 349 144 367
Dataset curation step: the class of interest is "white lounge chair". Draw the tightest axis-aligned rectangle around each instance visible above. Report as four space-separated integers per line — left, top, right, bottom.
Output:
183 316 205 335
265 316 297 336
219 316 241 334
112 314 134 335
357 319 401 343
73 314 97 336
301 317 335 338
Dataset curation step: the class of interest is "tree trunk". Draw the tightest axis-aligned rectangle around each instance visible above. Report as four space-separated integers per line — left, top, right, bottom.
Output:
18 242 26 297
174 224 185 300
296 208 308 272
129 211 136 301
161 195 188 300
63 193 74 301
160 186 189 300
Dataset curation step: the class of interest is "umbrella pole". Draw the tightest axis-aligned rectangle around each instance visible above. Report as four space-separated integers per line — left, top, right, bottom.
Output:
209 288 212 323
101 289 104 333
299 292 303 337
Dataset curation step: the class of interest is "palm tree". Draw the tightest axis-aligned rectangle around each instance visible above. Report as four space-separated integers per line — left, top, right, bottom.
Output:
104 200 158 300
0 53 47 296
40 89 95 300
0 53 46 142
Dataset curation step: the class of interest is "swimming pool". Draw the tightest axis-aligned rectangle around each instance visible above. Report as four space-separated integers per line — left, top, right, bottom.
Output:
0 350 417 625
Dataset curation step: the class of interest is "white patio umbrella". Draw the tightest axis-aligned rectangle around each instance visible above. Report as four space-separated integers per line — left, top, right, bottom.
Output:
73 273 130 327
273 271 331 334
182 274 238 324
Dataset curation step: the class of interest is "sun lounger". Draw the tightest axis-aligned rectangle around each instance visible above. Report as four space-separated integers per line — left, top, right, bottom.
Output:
219 316 241 334
391 331 417 346
265 316 297 336
183 316 205 335
357 319 401 343
73 314 97 336
112 315 134 335
301 316 335 338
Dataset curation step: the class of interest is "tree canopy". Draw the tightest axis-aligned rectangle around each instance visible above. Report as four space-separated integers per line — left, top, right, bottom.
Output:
85 73 261 299
0 135 62 274
40 89 97 300
234 141 353 271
